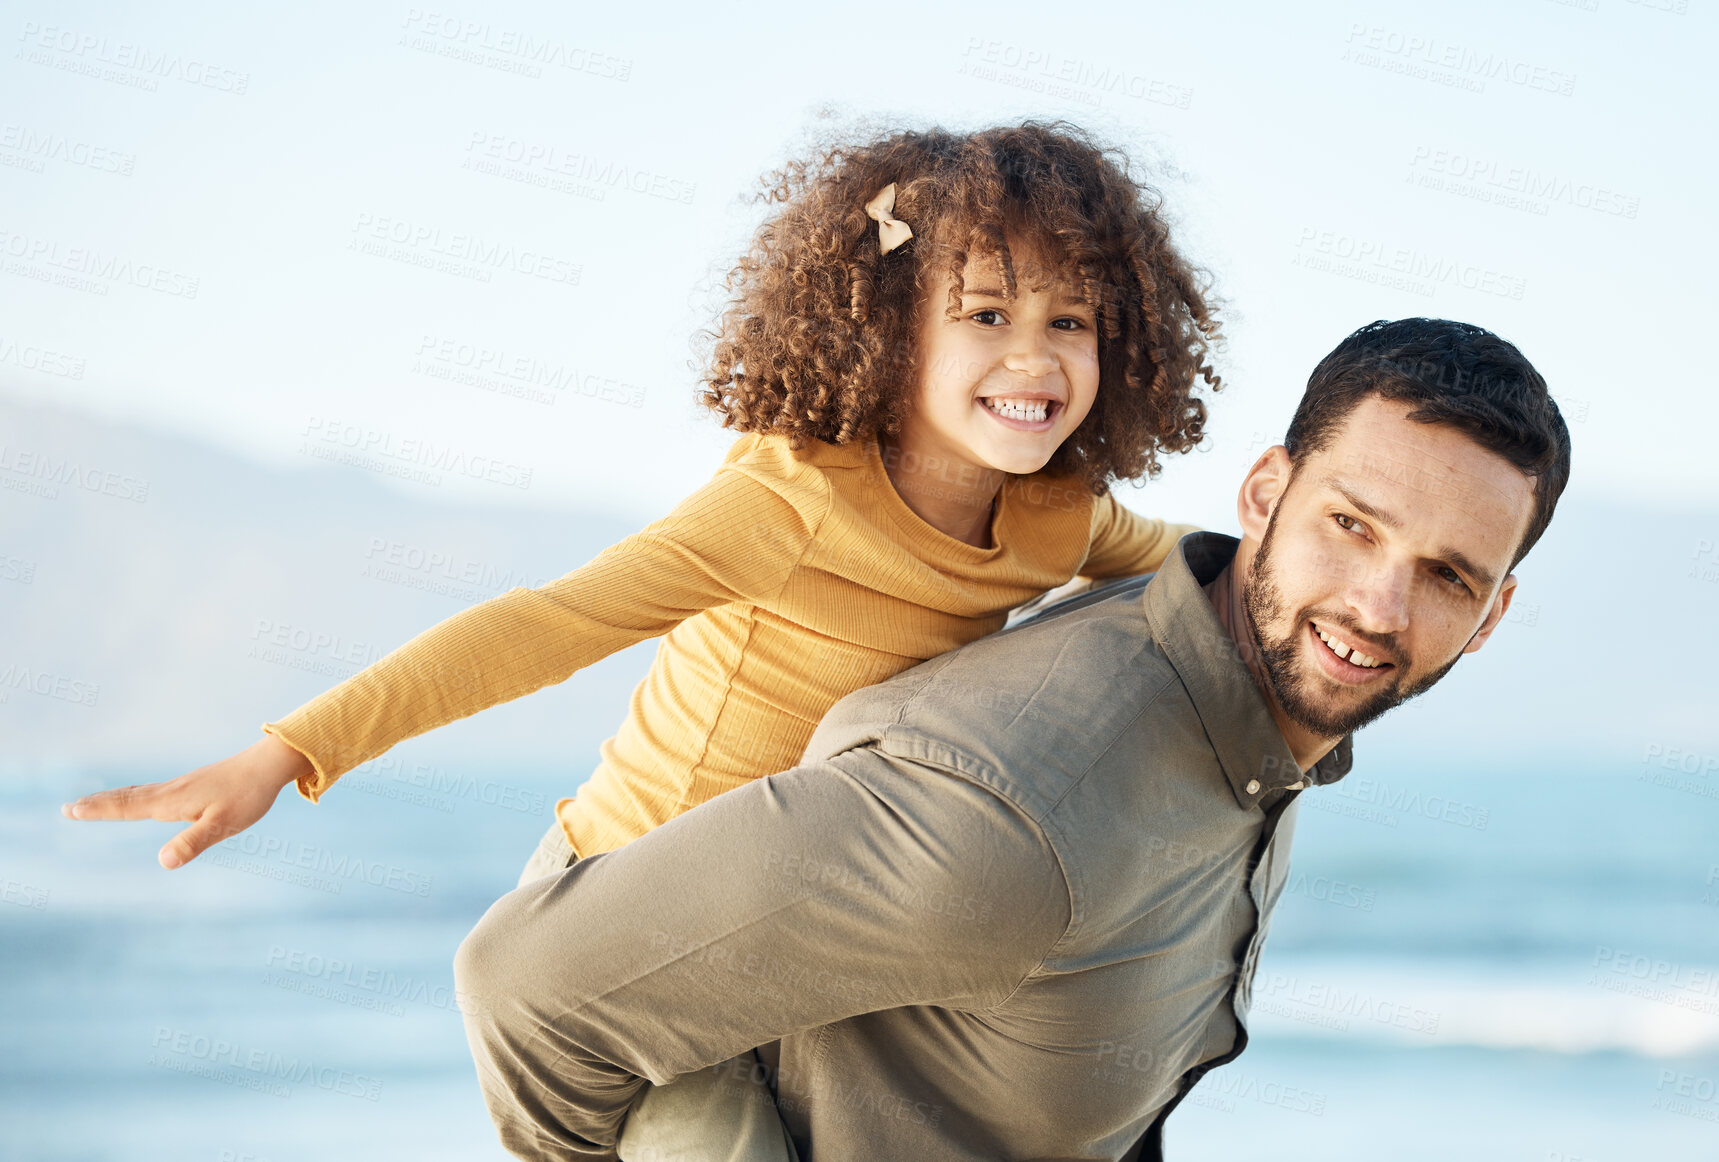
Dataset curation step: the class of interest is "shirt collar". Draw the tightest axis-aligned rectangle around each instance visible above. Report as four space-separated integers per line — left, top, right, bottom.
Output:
1142 532 1353 809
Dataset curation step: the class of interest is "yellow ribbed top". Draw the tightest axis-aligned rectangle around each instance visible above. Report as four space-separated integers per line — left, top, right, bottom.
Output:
264 432 1194 856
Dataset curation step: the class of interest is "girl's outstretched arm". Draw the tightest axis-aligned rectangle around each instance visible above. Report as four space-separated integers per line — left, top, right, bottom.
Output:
64 452 828 867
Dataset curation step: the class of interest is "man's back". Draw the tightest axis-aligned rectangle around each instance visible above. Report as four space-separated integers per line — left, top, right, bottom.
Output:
760 533 1346 1157
455 534 1353 1161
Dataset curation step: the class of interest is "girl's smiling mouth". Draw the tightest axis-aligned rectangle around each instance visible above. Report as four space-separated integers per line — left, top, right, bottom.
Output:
980 395 1063 430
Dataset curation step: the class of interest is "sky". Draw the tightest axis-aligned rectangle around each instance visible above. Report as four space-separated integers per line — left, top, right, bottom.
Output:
0 0 1713 533
3 9 1717 1157
2 0 1717 770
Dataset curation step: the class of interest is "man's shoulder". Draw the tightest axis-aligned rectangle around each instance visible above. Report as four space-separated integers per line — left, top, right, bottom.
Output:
804 576 1186 819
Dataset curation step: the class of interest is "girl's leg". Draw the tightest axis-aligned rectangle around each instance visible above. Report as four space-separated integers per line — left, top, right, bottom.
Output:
498 818 796 1161
517 817 579 888
616 1050 798 1162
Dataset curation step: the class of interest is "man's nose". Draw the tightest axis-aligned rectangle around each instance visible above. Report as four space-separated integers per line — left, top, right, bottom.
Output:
1344 562 1411 636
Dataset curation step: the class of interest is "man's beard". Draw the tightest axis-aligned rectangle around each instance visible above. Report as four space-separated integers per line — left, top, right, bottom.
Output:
1240 509 1465 738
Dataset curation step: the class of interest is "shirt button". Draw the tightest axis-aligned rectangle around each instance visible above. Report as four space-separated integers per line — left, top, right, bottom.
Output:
1245 779 1261 795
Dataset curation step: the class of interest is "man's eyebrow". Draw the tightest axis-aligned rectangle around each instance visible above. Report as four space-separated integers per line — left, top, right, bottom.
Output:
1440 547 1498 592
1321 476 1402 530
1321 475 1499 590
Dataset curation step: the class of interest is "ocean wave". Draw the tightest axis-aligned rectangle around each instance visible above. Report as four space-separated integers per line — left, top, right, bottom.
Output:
1249 960 1719 1058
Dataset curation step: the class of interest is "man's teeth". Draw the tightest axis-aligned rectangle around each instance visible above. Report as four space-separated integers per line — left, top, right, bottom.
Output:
985 398 1050 423
1315 625 1385 669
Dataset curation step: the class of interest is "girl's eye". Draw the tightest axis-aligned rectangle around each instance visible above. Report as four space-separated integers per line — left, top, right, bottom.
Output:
971 309 1005 326
1052 317 1087 331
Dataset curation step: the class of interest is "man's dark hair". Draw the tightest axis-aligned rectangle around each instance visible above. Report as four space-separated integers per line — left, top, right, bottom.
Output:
1284 318 1571 569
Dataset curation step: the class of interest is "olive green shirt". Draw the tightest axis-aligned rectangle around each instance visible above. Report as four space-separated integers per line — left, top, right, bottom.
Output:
480 532 1353 1160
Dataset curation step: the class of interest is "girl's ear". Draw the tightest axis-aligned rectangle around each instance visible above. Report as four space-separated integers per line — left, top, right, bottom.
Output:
1237 446 1292 539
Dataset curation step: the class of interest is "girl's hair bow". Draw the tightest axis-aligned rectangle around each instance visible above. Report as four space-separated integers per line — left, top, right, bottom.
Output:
864 182 913 255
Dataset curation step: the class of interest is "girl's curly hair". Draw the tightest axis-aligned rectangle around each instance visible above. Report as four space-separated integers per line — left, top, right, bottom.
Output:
697 119 1222 494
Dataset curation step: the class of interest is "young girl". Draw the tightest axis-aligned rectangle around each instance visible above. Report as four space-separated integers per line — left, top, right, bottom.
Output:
64 118 1221 891
63 116 1222 1161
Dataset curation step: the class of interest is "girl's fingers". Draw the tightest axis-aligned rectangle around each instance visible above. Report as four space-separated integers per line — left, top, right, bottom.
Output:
159 815 234 870
62 781 174 822
62 763 269 869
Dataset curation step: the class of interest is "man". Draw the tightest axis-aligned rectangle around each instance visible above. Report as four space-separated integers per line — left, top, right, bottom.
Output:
453 318 1571 1161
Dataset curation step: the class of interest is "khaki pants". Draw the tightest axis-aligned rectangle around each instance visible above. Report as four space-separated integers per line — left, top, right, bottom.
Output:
506 820 799 1162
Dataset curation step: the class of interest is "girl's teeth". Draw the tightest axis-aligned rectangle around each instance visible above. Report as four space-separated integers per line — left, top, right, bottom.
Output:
986 398 1049 422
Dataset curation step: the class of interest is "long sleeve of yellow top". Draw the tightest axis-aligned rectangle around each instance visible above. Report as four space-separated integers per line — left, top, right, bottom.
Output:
264 433 1197 856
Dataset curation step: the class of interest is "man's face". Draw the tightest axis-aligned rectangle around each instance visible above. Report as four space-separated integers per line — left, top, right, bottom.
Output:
1238 395 1535 737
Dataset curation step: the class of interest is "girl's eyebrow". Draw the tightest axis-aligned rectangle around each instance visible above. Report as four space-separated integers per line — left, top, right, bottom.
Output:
961 286 1091 308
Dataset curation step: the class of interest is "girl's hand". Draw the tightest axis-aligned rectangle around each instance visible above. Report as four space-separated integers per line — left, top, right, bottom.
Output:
60 733 313 870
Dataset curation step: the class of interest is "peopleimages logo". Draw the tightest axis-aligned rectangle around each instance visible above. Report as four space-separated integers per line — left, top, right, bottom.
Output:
299 417 533 490
1407 145 1639 219
462 133 695 204
264 945 476 1015
0 443 150 502
345 752 547 816
361 535 557 596
957 37 1193 108
349 212 581 286
1591 946 1719 1003
148 1027 381 1101
15 21 251 94
0 122 137 175
1293 227 1527 301
1254 973 1442 1036
413 334 645 408
0 662 98 706
0 334 86 379
211 833 433 897
399 10 633 81
1342 24 1576 96
0 226 200 298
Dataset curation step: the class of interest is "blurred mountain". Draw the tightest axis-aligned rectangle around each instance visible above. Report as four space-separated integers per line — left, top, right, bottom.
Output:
1 393 1714 783
0 392 649 781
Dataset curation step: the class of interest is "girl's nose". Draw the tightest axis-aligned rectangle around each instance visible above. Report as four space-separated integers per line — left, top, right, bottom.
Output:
1002 329 1058 377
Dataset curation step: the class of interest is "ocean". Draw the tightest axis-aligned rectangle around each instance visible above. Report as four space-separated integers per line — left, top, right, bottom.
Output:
3 759 1715 1161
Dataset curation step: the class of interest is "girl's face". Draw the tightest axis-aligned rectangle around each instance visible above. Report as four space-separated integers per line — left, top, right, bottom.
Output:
903 237 1101 481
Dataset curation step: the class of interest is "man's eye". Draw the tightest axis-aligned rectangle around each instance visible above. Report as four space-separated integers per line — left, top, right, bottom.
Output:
1333 513 1359 532
1438 566 1471 592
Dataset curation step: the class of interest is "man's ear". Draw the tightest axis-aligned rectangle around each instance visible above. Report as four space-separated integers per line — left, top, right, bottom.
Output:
1237 446 1292 540
1462 574 1518 655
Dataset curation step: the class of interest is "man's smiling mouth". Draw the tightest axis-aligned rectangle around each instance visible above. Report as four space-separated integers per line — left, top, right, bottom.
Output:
1311 620 1392 671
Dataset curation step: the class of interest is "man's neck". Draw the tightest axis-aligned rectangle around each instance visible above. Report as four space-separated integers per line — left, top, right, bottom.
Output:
1202 550 1341 774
